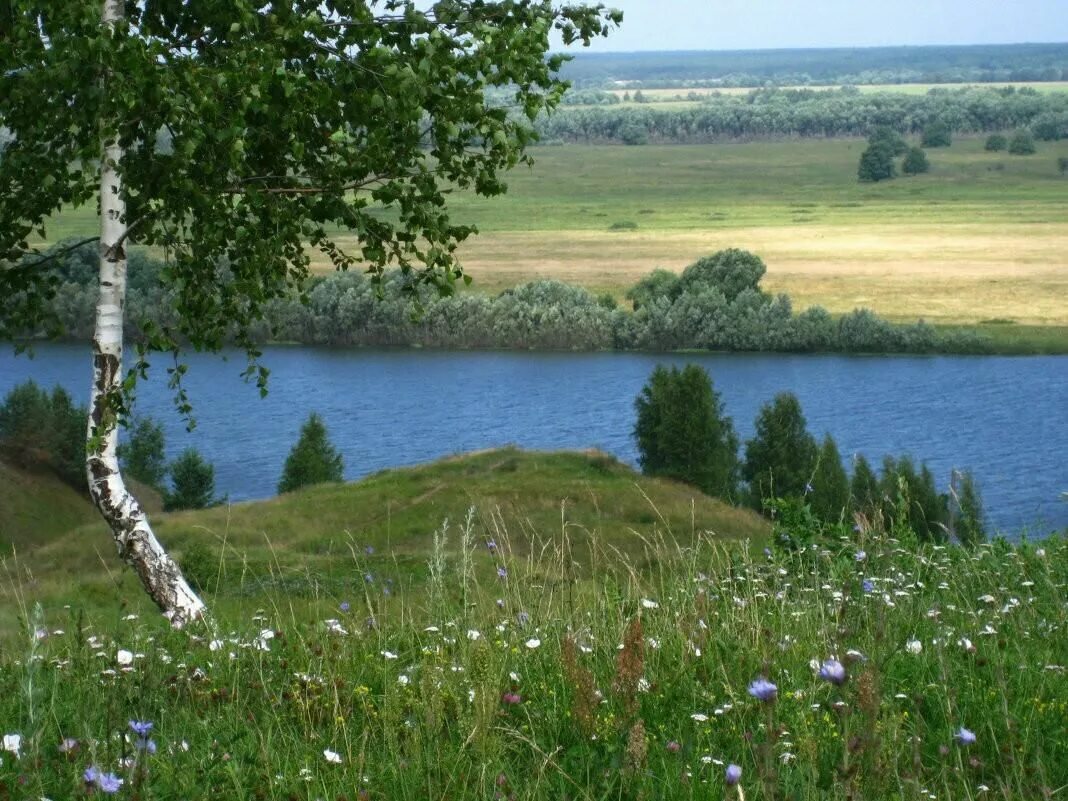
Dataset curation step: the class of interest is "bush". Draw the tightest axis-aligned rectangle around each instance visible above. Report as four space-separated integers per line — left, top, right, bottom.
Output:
633 364 740 500
850 454 880 516
675 249 767 302
902 146 930 175
278 413 344 494
809 434 849 523
952 469 986 547
742 392 818 507
625 269 679 311
857 141 897 182
0 381 86 490
1008 130 1036 154
920 121 952 147
1058 156 1068 175
984 133 1008 151
118 417 167 491
867 126 909 156
165 448 218 511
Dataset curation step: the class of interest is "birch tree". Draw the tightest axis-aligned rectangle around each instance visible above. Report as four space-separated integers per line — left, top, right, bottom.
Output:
0 0 620 625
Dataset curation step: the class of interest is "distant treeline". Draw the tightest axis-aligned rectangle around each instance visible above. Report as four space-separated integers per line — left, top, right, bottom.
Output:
559 43 1068 89
537 86 1068 144
16 244 990 355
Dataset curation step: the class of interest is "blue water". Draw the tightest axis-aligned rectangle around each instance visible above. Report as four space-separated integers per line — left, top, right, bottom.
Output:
1 343 1066 536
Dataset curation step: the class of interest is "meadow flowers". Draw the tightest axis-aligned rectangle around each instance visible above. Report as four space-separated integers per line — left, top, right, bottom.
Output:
818 658 847 686
2 733 20 758
726 763 742 786
748 677 777 702
955 727 977 746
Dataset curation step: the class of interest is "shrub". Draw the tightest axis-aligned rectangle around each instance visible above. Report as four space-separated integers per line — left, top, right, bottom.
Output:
984 133 1008 152
675 249 767 302
608 221 638 231
857 141 897 182
633 364 740 500
902 146 930 175
742 392 818 507
1008 130 1036 155
625 269 679 311
850 453 880 516
165 448 218 511
1058 156 1068 175
118 417 167 490
867 126 909 156
278 413 344 494
0 381 86 490
809 434 849 523
921 121 952 147
620 123 647 145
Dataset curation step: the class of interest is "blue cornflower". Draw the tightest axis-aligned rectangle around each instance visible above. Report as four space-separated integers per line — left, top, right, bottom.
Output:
97 772 124 793
135 737 157 754
955 727 977 746
818 658 847 686
747 677 777 702
364 573 374 583
496 566 507 579
84 766 100 784
862 578 875 594
128 720 153 738
486 539 498 552
339 601 351 613
855 550 867 562
725 763 742 786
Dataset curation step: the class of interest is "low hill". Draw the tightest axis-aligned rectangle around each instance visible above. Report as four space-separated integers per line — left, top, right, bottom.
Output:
7 448 767 627
0 458 99 551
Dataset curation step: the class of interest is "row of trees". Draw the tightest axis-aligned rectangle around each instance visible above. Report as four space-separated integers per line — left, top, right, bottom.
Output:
20 245 990 356
633 365 985 545
534 87 1068 144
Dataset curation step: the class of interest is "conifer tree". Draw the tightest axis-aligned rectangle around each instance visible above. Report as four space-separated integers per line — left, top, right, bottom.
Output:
742 392 818 508
850 453 881 517
278 413 345 495
953 469 986 547
810 434 849 523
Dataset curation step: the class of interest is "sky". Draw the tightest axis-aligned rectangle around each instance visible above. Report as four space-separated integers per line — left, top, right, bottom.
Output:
578 0 1068 52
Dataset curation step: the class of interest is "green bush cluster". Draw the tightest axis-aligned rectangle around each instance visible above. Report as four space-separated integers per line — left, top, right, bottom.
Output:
0 381 85 489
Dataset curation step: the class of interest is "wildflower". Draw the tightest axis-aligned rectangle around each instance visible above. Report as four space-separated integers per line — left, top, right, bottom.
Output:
955 727 977 746
804 482 813 495
466 629 481 640
339 601 351 613
486 539 497 552
129 720 153 738
363 573 374 583
135 738 157 755
855 550 867 562
364 545 374 555
725 763 742 786
666 740 681 753
959 637 976 653
748 677 777 702
496 566 507 579
690 713 709 722
98 771 123 793
1035 548 1046 558
84 766 100 784
59 737 79 753
381 650 398 660
640 598 659 609
524 638 541 650
501 692 521 704
495 598 505 609
324 749 342 764
862 579 875 594
3 733 21 757
398 675 410 686
116 649 134 666
906 639 923 654
818 658 847 686
516 611 530 626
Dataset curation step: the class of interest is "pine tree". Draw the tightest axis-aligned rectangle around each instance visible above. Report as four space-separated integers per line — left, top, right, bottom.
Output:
849 453 881 517
165 448 217 511
118 417 167 491
278 413 345 494
633 365 739 499
953 469 986 547
742 392 818 508
810 434 849 523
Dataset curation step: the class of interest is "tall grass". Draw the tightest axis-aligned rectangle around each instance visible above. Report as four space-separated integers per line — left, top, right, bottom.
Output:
1 509 1064 800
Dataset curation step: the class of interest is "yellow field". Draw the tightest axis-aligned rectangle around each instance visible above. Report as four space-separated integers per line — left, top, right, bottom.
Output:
609 82 1068 101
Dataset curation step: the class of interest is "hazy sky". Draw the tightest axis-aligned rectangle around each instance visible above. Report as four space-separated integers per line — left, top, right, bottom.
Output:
580 0 1068 52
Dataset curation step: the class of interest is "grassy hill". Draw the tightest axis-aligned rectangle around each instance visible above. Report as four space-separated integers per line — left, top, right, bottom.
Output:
2 447 767 634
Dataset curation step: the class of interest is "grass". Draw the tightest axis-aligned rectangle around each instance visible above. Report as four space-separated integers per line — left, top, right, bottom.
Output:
0 448 768 637
1 495 1064 799
33 136 1068 330
606 82 1068 101
0 459 99 552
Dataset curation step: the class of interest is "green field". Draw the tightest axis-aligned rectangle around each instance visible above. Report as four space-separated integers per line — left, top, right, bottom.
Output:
607 82 1068 102
37 136 1068 330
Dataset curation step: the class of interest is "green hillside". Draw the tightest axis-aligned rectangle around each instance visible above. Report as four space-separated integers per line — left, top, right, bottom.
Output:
2 447 768 633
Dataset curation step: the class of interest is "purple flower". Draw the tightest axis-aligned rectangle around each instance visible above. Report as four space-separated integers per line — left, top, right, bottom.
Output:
818 658 847 686
128 720 153 737
97 772 124 793
748 677 777 702
501 692 522 705
364 545 374 555
84 766 100 784
59 737 79 753
854 550 867 562
364 573 374 583
666 740 681 753
339 601 351 613
486 539 498 552
725 763 742 786
955 727 977 746
862 579 875 594
496 566 507 579
763 547 772 558
135 737 157 754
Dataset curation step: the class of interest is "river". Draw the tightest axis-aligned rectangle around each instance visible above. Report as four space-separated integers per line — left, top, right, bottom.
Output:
1 344 1065 536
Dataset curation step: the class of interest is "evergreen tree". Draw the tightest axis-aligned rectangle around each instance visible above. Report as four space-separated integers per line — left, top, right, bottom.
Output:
880 455 948 543
809 434 849 523
742 392 818 508
278 413 345 494
0 381 86 489
165 448 217 511
953 469 986 547
902 146 930 175
633 365 740 499
118 417 167 491
849 453 881 517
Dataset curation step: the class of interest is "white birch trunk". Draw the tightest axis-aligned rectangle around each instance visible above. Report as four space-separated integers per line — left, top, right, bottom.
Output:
87 0 207 627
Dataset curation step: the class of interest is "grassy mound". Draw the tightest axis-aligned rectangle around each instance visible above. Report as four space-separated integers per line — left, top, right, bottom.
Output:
0 458 98 551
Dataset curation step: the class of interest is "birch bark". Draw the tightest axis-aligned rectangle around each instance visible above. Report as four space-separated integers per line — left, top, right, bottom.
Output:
86 0 206 627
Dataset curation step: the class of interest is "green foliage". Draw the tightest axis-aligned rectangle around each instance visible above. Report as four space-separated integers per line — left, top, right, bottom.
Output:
165 448 217 512
809 434 850 523
278 413 344 495
902 146 930 175
0 1 620 362
1009 130 1037 155
1059 156 1068 175
742 392 819 507
675 249 767 303
117 417 166 491
953 470 986 546
633 365 740 499
985 133 1008 151
858 141 897 182
868 126 909 156
921 121 952 147
620 123 648 145
624 268 679 310
850 453 881 516
0 380 85 490
879 456 948 543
